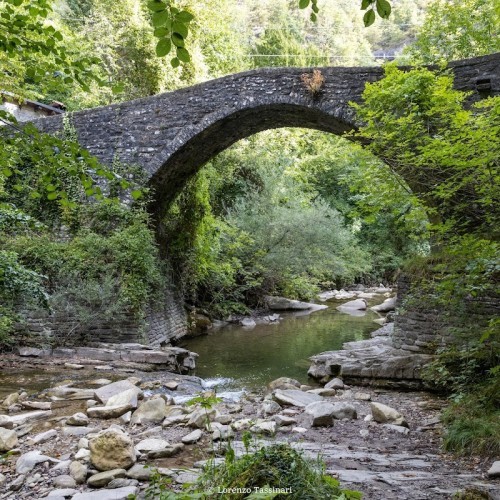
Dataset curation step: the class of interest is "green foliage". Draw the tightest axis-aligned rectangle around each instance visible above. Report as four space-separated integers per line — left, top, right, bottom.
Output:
143 443 361 499
147 0 194 67
0 0 102 100
0 249 47 347
195 443 362 499
404 0 500 63
353 65 500 236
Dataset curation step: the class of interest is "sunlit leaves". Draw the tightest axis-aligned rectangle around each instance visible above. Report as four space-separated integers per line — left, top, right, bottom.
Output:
147 1 193 67
0 0 103 98
360 0 392 26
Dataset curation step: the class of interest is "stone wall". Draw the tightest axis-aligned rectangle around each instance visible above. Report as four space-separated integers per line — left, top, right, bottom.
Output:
392 274 500 354
14 284 187 348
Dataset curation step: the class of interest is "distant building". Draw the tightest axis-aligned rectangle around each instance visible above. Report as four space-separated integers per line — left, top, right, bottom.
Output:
0 91 65 124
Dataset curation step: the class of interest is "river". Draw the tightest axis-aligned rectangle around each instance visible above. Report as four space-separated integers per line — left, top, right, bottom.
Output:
181 298 381 390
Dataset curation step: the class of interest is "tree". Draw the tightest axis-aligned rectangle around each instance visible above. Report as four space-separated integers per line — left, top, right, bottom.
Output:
146 0 393 66
404 0 500 63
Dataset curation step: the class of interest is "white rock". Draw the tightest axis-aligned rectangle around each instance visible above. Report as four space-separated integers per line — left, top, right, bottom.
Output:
27 429 57 445
261 400 281 415
136 438 170 453
487 461 500 478
0 427 19 451
94 380 142 405
370 296 397 313
305 402 335 427
69 460 88 484
74 448 91 461
0 415 13 429
106 389 139 409
66 412 89 426
16 450 59 474
330 402 357 420
383 423 410 435
130 398 166 425
370 402 408 427
274 389 324 408
181 429 203 444
249 420 276 436
324 378 344 390
291 427 308 434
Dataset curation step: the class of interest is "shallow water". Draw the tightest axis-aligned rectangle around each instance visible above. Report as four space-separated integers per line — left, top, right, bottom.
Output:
182 300 381 391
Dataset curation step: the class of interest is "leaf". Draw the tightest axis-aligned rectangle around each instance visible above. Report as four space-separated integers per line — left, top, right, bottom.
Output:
152 10 169 27
363 9 376 26
176 47 190 63
171 32 184 47
131 190 143 200
172 21 188 38
176 10 194 23
153 27 169 37
1 168 13 177
299 0 310 8
170 57 180 68
310 12 317 22
147 1 166 12
156 37 171 57
361 0 372 9
47 192 58 200
376 0 391 18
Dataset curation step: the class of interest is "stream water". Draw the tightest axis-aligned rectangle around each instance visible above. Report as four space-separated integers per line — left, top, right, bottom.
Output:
181 299 381 391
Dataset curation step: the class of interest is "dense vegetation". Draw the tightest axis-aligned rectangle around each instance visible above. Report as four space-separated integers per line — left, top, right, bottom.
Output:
0 0 498 458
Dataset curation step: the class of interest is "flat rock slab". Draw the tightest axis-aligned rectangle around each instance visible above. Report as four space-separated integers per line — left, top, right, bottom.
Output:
72 486 138 500
16 450 59 474
273 389 324 407
94 380 142 405
10 410 52 426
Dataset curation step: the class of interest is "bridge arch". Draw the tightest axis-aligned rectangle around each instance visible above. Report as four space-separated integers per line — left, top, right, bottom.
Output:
148 98 357 212
31 53 499 214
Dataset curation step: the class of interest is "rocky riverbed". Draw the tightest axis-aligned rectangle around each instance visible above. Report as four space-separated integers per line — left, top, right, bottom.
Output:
0 357 499 500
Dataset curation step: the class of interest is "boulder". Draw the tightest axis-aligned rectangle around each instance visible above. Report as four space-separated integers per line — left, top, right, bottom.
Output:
2 393 19 407
69 461 87 484
240 317 256 328
130 398 166 425
181 429 203 444
336 299 367 315
273 389 324 408
370 402 408 427
249 420 276 436
330 402 357 420
273 415 297 427
87 468 127 487
187 407 216 428
135 438 170 453
94 380 142 405
304 402 336 427
212 425 234 441
370 296 397 313
324 378 344 390
0 415 13 429
268 377 301 391
126 463 153 480
266 296 312 310
66 412 89 426
53 475 77 488
487 461 500 479
89 429 136 471
106 389 139 409
261 400 281 415
0 427 18 451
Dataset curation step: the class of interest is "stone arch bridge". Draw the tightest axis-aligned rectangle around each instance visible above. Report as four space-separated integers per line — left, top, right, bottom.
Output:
35 53 500 214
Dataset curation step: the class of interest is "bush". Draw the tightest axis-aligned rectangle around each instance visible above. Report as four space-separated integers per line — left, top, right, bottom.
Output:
144 443 361 500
